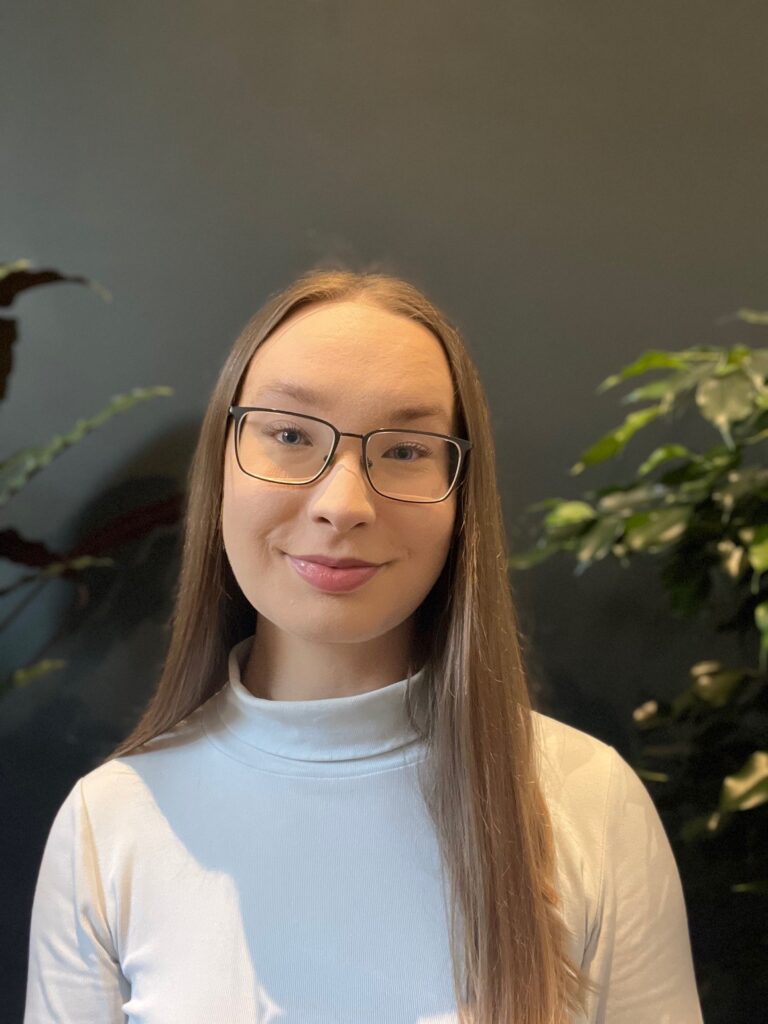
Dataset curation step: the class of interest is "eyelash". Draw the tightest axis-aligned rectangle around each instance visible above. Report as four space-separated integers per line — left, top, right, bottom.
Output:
266 422 431 459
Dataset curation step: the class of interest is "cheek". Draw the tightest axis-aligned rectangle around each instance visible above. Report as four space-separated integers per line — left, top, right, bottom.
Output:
408 503 456 571
222 461 248 550
221 488 295 613
221 467 281 563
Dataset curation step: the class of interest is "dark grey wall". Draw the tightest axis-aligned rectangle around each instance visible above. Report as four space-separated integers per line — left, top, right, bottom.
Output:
2 2 767 1015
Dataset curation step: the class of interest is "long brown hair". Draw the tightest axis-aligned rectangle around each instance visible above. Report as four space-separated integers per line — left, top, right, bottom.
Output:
101 267 599 1023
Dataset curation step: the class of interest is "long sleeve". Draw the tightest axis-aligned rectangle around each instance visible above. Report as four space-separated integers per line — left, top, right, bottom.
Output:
23 778 129 1023
581 746 704 1024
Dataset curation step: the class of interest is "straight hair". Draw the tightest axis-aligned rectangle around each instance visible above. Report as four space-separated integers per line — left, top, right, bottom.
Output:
100 268 599 1023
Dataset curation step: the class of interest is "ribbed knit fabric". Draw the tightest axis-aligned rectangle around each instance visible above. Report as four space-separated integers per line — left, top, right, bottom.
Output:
23 634 703 1023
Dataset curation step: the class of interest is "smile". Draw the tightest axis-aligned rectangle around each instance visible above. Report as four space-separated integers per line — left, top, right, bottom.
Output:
285 555 383 593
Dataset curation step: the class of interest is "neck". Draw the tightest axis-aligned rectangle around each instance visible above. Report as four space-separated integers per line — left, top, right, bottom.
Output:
242 615 419 701
208 633 430 774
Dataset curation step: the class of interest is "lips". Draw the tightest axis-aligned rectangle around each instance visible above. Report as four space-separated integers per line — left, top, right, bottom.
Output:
286 555 383 593
291 554 380 568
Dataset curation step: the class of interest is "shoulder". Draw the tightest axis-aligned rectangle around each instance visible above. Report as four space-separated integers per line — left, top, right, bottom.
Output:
528 709 628 900
69 703 214 838
527 721 702 1018
530 708 658 824
529 707 668 888
530 707 617 810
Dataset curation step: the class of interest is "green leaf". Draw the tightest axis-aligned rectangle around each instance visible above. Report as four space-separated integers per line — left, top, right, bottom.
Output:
695 371 757 443
724 344 755 365
731 880 768 894
742 347 768 386
544 499 598 532
571 404 665 474
595 350 688 394
716 540 749 580
596 482 669 514
621 364 714 407
755 602 768 668
10 658 66 688
0 386 173 507
718 750 768 813
746 527 768 574
41 555 115 577
637 444 695 478
689 661 747 706
575 515 624 564
674 477 717 504
712 467 768 512
0 447 34 474
635 767 671 783
679 812 715 841
735 308 768 325
623 506 692 552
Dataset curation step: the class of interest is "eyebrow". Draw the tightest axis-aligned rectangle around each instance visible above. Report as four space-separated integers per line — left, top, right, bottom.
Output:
248 379 452 427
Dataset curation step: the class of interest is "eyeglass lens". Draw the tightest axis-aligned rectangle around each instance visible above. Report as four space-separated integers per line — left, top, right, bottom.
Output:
236 410 460 502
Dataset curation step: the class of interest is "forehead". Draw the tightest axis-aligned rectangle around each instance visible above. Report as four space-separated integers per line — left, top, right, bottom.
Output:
240 300 456 425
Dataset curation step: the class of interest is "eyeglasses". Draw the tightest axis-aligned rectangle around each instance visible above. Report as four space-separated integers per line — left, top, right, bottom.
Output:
228 406 472 503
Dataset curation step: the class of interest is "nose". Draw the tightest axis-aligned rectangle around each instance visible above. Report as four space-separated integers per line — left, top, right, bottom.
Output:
306 435 377 526
320 434 372 488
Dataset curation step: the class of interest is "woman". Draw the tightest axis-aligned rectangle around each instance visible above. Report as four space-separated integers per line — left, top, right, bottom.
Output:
23 269 703 1024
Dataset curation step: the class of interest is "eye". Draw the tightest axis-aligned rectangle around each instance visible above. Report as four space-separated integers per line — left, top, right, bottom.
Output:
264 422 312 446
384 441 431 461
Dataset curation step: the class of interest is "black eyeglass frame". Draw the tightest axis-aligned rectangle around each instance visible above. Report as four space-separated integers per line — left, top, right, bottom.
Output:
228 405 473 504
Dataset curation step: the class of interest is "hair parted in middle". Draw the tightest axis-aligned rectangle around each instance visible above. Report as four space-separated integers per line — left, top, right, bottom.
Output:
100 265 600 1024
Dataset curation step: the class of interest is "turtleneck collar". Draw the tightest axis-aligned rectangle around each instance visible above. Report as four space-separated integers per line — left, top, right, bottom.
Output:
202 634 429 776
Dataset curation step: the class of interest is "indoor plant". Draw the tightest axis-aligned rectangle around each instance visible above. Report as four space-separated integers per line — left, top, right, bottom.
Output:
0 259 182 696
509 313 768 1021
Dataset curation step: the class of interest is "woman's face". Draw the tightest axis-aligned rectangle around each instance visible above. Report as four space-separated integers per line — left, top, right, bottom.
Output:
221 299 459 656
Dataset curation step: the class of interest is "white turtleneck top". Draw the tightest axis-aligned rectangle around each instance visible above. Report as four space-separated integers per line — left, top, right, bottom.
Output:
23 635 703 1023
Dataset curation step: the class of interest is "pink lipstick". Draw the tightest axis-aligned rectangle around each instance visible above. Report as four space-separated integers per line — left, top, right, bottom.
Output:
286 555 383 593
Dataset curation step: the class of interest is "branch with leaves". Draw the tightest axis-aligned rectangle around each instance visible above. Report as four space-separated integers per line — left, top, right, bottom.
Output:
0 259 182 696
510 319 767 909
